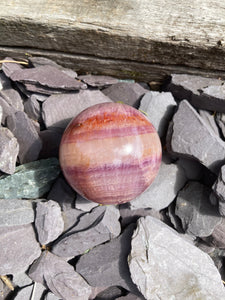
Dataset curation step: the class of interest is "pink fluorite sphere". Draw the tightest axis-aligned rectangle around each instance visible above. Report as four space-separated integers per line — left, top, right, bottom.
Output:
59 102 161 205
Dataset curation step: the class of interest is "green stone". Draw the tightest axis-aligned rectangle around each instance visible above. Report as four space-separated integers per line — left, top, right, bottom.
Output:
0 158 61 199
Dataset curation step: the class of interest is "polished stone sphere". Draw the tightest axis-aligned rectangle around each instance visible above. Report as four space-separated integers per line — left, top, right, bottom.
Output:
59 102 161 205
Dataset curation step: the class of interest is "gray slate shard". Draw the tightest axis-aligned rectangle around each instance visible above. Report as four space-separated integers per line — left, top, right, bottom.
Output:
75 193 99 211
14 285 33 300
207 218 225 249
116 294 144 300
78 74 119 88
165 73 225 112
13 272 33 287
199 109 220 137
215 112 225 139
42 89 112 129
0 127 19 174
130 161 186 210
0 199 34 226
0 223 41 274
167 100 225 174
52 207 112 258
0 158 61 199
10 65 86 91
44 292 61 300
2 57 24 78
0 104 2 123
39 127 63 158
100 205 121 238
29 56 78 78
47 176 76 210
35 200 64 245
212 165 225 216
24 95 41 122
94 286 124 299
139 91 176 137
176 157 203 181
128 216 225 300
102 82 147 107
28 251 92 300
7 111 42 164
175 181 221 237
62 208 85 232
76 224 140 294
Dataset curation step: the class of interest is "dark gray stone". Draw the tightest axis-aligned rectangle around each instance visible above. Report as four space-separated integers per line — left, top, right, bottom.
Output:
130 161 186 210
0 199 35 226
24 95 41 122
167 100 225 174
76 224 139 294
212 165 225 216
35 200 64 245
10 65 86 91
116 294 143 300
47 176 76 210
39 127 63 158
165 74 225 112
0 127 19 174
0 158 61 199
0 95 17 124
7 111 42 164
2 57 24 78
102 82 147 107
42 89 112 129
94 286 123 300
79 74 118 87
139 91 176 137
175 181 221 237
28 251 92 300
0 223 41 274
207 218 225 249
62 208 85 232
128 216 225 300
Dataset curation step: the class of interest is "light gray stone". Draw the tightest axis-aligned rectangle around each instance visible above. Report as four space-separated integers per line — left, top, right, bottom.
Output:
14 285 33 300
130 161 186 210
30 282 46 300
44 292 61 300
215 112 225 139
139 91 176 137
6 111 42 164
76 224 139 294
102 82 147 107
42 89 112 129
101 205 121 238
28 251 92 300
0 158 61 199
199 109 220 136
167 100 225 173
62 208 85 231
0 105 2 123
13 272 33 287
212 165 225 216
0 127 19 174
175 181 221 237
128 216 225 300
0 223 41 274
0 199 34 226
79 74 118 87
75 193 99 211
35 200 64 245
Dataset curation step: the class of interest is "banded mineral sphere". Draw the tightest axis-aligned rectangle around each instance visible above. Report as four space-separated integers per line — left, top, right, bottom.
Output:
59 102 161 205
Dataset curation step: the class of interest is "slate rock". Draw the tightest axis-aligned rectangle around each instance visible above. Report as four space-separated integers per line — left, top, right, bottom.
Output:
0 223 41 274
75 193 99 211
44 292 61 300
10 65 86 91
0 127 19 174
212 165 225 216
0 104 2 123
167 100 225 173
139 91 176 137
47 176 76 210
102 82 147 107
39 127 63 158
24 95 41 122
128 216 225 300
7 111 42 164
165 73 225 112
199 109 220 137
35 200 64 245
28 251 92 300
215 112 225 139
0 95 17 124
13 272 33 287
94 286 124 300
116 294 143 300
29 282 46 300
14 285 33 300
176 157 203 181
62 208 85 232
175 181 221 237
0 199 35 226
2 57 24 78
206 218 225 249
130 161 186 210
76 224 140 294
79 74 118 88
42 89 112 129
0 158 61 199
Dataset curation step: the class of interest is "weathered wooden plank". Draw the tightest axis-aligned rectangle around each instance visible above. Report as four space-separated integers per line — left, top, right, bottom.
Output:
0 0 225 80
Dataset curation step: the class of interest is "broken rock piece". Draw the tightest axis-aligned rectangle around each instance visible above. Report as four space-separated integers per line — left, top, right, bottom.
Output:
78 74 118 88
28 251 92 300
211 165 225 216
167 100 225 174
128 216 225 300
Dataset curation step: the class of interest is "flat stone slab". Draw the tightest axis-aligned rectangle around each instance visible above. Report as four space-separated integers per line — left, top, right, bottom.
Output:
212 165 225 216
0 158 61 199
0 223 41 274
128 216 225 300
167 100 225 173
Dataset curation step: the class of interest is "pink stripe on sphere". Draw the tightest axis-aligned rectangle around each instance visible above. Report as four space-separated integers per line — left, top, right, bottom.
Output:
59 102 162 205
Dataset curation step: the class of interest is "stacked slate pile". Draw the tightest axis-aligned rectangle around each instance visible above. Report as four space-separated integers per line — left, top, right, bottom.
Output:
0 57 225 299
